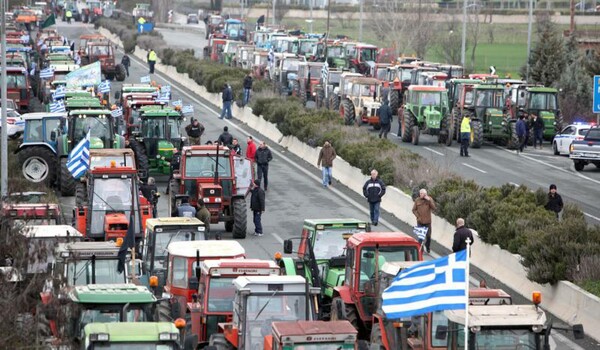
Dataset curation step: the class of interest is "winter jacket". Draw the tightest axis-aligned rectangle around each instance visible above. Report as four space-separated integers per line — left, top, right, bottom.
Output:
231 144 242 155
250 187 265 212
412 197 436 225
186 122 205 138
379 102 393 125
452 226 474 253
317 143 337 168
177 203 196 218
121 55 130 68
243 76 253 89
196 207 211 232
532 116 545 131
255 147 273 165
545 193 564 214
246 140 257 160
140 183 158 203
363 177 386 203
516 119 527 137
222 86 233 102
218 131 234 146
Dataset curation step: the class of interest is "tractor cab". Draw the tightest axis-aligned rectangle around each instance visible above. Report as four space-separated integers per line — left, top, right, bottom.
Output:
116 84 159 105
297 38 319 60
400 85 451 145
325 43 346 69
273 53 305 95
123 99 165 135
187 259 280 346
418 71 448 88
20 225 83 275
235 44 255 69
265 320 358 350
89 149 136 170
2 66 30 112
510 86 562 140
223 19 247 42
344 42 378 75
208 275 320 350
470 85 506 144
63 109 120 150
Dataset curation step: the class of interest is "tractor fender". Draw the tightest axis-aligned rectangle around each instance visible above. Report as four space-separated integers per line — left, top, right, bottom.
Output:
333 285 353 304
57 135 69 157
278 257 298 276
14 142 57 155
114 134 125 148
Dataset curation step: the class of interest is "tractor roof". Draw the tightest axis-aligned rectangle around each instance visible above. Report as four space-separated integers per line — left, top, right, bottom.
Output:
167 240 245 258
527 87 557 93
66 100 103 109
128 100 164 107
70 284 157 304
304 218 369 228
20 112 66 120
475 84 505 91
141 109 182 118
145 217 204 230
348 77 379 85
65 91 95 98
57 241 121 259
182 145 231 156
348 231 419 247
445 305 547 328
84 322 179 342
408 85 447 92
202 259 280 275
21 225 82 238
469 288 512 305
233 275 307 292
69 109 112 116
272 321 357 342
89 149 136 170
450 78 481 84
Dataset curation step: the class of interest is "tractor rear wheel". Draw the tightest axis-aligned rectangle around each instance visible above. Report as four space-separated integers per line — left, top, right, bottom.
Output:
75 182 88 207
232 198 247 239
19 147 56 186
471 120 484 149
508 122 520 150
441 114 453 146
329 94 340 111
115 64 127 81
401 110 415 143
209 333 230 350
389 90 400 115
168 181 179 217
370 323 385 350
331 297 360 331
316 88 325 109
452 108 461 140
342 99 355 125
60 158 77 196
129 139 149 181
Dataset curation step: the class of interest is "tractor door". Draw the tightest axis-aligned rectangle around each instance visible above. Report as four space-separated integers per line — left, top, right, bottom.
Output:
233 156 253 196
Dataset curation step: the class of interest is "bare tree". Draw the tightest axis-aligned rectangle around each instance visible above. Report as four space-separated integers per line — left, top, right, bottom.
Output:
332 11 353 30
274 0 290 24
436 13 464 65
468 7 483 71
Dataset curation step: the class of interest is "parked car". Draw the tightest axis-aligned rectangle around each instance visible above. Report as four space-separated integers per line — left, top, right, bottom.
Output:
0 108 25 139
187 13 199 24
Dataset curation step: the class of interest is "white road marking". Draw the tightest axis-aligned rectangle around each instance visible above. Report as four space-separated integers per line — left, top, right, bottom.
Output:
462 163 488 174
583 212 600 222
424 147 444 156
509 182 520 187
271 232 284 244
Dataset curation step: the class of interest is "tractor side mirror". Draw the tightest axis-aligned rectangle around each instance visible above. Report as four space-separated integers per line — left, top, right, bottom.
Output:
195 266 201 280
434 325 448 340
283 239 293 254
573 324 585 339
188 276 199 292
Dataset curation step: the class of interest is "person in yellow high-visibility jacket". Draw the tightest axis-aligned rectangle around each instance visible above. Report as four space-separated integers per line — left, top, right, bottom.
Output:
460 114 471 157
147 48 157 74
138 17 146 25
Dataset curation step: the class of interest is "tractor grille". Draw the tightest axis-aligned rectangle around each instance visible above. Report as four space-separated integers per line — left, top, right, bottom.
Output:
202 187 222 198
206 203 221 211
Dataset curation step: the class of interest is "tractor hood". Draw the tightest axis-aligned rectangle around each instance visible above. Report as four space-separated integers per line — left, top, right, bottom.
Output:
332 58 346 68
486 108 504 118
539 110 557 124
424 107 442 129
158 140 174 160
363 98 381 110
90 137 104 149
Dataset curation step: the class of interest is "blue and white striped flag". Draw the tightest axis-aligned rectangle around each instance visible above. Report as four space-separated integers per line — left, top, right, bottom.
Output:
52 85 66 100
98 80 111 93
268 48 274 68
67 131 91 179
40 68 54 79
156 92 170 103
111 107 123 118
161 85 171 94
140 75 151 83
49 100 66 113
321 61 329 82
171 99 182 107
382 250 467 319
181 105 194 114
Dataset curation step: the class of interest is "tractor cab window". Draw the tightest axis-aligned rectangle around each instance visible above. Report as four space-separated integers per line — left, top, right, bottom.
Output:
476 89 504 108
299 41 316 55
360 48 376 62
171 256 188 288
528 93 556 110
25 119 43 142
419 92 441 106
168 118 182 139
455 327 538 348
312 228 362 260
142 118 166 138
328 46 343 58
184 155 232 178
90 45 110 56
309 66 321 78
72 116 112 145
430 311 449 346
7 74 27 88
328 72 341 84
359 246 419 291
399 69 412 82
90 178 138 235
207 277 235 312
345 45 356 58
154 230 194 267
282 59 300 72
376 68 387 81
67 259 124 286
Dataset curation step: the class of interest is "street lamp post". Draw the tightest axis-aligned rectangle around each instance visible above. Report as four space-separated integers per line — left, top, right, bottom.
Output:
461 0 467 66
272 0 276 25
1 0 9 199
359 0 363 42
526 0 534 81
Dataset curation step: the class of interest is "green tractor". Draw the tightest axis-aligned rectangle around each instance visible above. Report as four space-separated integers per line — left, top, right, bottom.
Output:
458 84 506 148
128 106 184 178
280 219 370 320
399 85 452 146
64 97 105 112
508 85 563 143
57 109 125 196
83 322 192 349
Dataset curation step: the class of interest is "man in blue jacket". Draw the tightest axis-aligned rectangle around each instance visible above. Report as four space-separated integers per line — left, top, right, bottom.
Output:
516 115 527 153
220 83 233 120
363 169 386 226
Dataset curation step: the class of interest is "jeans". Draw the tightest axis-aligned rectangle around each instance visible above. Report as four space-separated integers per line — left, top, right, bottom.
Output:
321 167 332 187
253 211 263 234
148 61 155 74
460 132 470 156
125 65 130 77
518 136 526 152
220 100 232 119
243 88 251 106
534 128 544 147
257 164 269 189
369 201 381 224
379 123 390 139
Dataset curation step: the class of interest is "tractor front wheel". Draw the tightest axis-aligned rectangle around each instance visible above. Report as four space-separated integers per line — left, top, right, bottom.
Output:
329 94 340 111
412 125 420 145
129 139 149 181
232 198 247 239
60 158 77 196
389 90 400 115
299 86 308 105
471 120 484 149
115 64 127 81
208 334 230 350
19 147 56 186
342 99 355 125
331 297 360 331
401 110 415 143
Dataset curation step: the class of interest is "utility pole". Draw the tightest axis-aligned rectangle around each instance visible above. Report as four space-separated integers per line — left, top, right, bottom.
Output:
359 0 363 42
309 0 313 33
272 0 276 25
461 0 467 66
326 0 331 38
526 0 534 81
1 0 9 199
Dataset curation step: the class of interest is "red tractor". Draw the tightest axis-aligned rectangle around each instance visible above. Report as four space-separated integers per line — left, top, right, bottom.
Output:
1 192 62 225
168 145 253 238
295 62 325 107
80 41 127 81
3 66 31 112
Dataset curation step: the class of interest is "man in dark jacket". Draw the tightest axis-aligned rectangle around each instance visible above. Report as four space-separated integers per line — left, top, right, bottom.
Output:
185 118 205 145
544 184 563 219
140 177 159 218
166 146 182 194
196 201 211 236
249 180 266 236
516 115 527 153
378 99 393 139
362 169 386 226
531 114 545 149
219 83 233 119
121 54 131 77
218 126 234 147
243 73 253 106
255 141 273 191
231 138 242 155
452 218 474 253
317 140 337 188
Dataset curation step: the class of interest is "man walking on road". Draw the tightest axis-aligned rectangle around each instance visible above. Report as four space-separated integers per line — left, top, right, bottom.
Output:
363 169 386 226
255 141 273 191
412 189 436 254
243 73 253 106
378 99 392 139
317 140 337 188
516 115 527 153
460 114 471 157
246 136 257 160
220 83 233 119
185 118 205 145
544 184 564 219
121 54 131 77
218 126 234 147
147 48 157 74
532 114 545 149
452 218 474 253
249 180 266 236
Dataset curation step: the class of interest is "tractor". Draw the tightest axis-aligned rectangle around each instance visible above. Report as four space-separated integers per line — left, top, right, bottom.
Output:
385 64 416 115
204 34 228 62
399 86 452 146
458 84 506 148
272 53 306 96
80 41 127 81
507 85 563 142
158 240 245 321
264 320 359 350
168 145 253 238
343 42 378 76
281 219 369 320
234 44 255 69
439 64 464 79
1 191 62 226
115 83 159 106
206 275 320 350
313 69 342 110
294 61 324 106
56 108 125 196
340 76 382 129
325 42 347 69
83 322 192 349
120 99 165 136
448 79 481 134
206 15 225 40
186 259 281 347
329 232 422 339
328 72 362 113
297 37 319 60
20 225 83 276
2 66 31 112
222 19 247 42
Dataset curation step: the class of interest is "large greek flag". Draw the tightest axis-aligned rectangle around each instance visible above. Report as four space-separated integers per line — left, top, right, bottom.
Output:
49 100 66 113
382 250 467 319
52 85 66 100
98 80 111 93
67 131 91 179
40 67 54 79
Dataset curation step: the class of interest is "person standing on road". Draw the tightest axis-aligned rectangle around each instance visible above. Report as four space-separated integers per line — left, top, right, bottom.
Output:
246 136 257 160
147 48 157 74
65 9 72 23
243 73 253 106
249 180 266 236
177 197 197 218
165 147 181 195
460 114 471 157
378 99 392 139
317 140 337 188
363 169 386 226
218 126 234 147
220 83 233 119
516 114 527 153
452 218 475 253
196 201 211 236
140 177 159 218
121 54 131 77
532 114 545 149
544 184 564 219
255 141 273 191
412 189 436 254
185 118 205 145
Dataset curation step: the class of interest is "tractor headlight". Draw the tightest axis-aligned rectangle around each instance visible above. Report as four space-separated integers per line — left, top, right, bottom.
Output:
215 197 222 203
89 333 110 342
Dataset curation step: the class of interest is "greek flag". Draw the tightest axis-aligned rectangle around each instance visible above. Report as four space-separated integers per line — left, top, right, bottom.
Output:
52 85 66 100
49 100 66 113
156 92 170 103
161 85 171 94
40 68 54 79
181 105 194 114
111 107 123 118
413 225 428 242
140 75 151 83
268 48 274 67
382 250 467 319
98 80 111 93
171 99 182 107
321 61 329 82
67 131 91 179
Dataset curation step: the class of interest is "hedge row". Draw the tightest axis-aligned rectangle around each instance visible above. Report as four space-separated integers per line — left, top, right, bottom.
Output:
98 20 600 293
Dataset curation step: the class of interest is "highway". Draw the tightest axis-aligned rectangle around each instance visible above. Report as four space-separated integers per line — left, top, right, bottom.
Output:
51 20 596 349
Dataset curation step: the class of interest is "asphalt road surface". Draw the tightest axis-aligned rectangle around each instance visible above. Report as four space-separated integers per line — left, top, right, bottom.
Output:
49 20 597 349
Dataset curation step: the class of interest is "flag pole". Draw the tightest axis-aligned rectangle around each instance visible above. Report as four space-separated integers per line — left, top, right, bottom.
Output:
464 238 471 350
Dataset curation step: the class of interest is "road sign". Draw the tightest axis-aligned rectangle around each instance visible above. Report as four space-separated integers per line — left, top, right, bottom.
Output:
593 75 600 113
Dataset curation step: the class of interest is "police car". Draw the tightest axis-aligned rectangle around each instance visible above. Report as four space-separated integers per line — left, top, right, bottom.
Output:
0 108 25 140
553 123 594 156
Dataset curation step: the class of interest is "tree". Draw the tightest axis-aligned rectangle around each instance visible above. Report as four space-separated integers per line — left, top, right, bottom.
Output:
436 13 464 65
467 6 483 72
558 34 594 120
524 14 566 85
